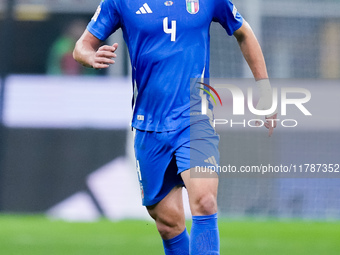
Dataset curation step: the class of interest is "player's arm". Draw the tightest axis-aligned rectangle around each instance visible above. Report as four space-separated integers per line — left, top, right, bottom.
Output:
233 20 277 136
233 20 267 81
73 29 118 69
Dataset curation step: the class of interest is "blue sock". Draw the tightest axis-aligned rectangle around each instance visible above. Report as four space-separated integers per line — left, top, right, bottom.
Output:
163 228 190 255
190 213 219 255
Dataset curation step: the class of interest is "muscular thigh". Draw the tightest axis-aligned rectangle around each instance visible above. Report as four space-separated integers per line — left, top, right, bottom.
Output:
180 119 220 215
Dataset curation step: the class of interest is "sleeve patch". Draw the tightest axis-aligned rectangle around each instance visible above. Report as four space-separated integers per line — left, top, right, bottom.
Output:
232 5 237 18
92 5 102 22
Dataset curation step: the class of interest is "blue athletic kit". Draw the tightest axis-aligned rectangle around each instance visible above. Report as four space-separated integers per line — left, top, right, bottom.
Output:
88 0 243 254
134 119 220 205
87 0 243 132
87 0 243 205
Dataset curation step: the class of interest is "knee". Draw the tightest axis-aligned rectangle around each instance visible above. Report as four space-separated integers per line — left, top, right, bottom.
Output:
156 221 180 240
147 207 185 240
154 216 185 240
192 193 217 215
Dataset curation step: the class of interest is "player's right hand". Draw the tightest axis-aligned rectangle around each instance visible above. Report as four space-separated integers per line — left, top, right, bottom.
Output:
91 43 118 69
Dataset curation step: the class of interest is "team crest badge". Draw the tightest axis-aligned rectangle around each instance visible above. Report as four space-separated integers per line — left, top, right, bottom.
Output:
186 0 199 14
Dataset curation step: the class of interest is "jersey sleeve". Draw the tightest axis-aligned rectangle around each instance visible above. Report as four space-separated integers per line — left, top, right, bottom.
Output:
213 0 243 36
87 0 121 41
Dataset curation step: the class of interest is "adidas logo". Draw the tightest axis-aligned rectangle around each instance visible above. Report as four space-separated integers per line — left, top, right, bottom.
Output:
136 3 153 14
204 156 218 166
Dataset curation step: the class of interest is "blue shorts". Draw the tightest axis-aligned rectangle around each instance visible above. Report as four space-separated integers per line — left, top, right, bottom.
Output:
134 120 220 206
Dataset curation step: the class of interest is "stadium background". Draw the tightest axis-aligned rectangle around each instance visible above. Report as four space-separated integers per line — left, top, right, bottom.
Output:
0 0 340 254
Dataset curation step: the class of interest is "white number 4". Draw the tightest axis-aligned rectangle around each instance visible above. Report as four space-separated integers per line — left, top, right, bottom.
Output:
163 17 176 42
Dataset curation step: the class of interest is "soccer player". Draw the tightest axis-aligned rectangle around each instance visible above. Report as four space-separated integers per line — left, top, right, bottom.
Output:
73 0 277 254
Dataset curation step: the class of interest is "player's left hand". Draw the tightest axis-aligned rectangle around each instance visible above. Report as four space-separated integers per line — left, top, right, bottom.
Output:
255 79 278 137
264 113 277 137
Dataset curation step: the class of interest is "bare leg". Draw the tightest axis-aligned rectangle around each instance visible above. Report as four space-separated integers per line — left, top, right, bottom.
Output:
181 168 220 254
147 185 186 240
181 169 218 216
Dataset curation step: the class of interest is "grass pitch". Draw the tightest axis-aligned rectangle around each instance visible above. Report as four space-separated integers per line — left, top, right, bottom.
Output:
0 214 340 255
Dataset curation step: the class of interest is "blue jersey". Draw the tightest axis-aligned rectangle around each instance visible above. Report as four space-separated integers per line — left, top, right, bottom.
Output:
87 0 243 131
